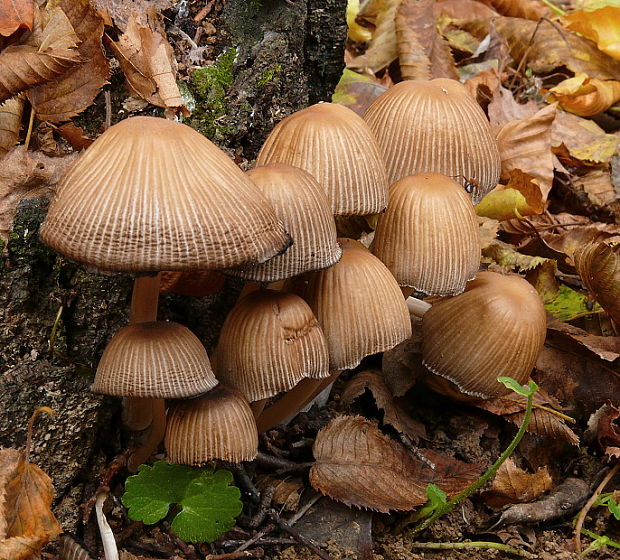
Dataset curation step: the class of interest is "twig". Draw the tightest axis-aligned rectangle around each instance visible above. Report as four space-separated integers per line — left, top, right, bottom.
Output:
205 553 258 560
287 492 322 526
398 433 435 468
410 541 531 557
224 462 260 504
574 462 620 553
268 510 332 560
194 0 215 22
234 524 276 553
251 486 274 528
254 452 312 474
104 91 112 130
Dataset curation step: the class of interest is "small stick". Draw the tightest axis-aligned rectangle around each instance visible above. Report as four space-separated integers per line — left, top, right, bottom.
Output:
224 462 260 504
234 524 276 553
268 510 332 560
253 452 312 474
24 105 35 150
250 486 274 528
205 552 256 560
104 91 112 130
193 0 215 22
410 541 530 557
574 462 620 553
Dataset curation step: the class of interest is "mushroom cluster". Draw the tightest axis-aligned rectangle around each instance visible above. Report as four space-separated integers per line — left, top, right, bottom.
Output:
40 76 547 471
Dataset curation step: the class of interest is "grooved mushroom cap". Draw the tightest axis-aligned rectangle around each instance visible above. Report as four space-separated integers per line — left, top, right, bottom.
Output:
229 163 342 282
363 78 501 204
165 385 258 465
421 271 546 398
286 240 412 370
40 116 290 272
255 103 389 215
213 289 330 401
371 172 480 296
93 321 218 398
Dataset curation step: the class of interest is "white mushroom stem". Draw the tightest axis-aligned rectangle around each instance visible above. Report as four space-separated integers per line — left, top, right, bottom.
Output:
256 370 342 433
95 492 119 560
407 296 431 318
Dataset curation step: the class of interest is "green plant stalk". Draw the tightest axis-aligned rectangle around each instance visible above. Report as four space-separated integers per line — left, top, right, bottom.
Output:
410 541 530 557
539 0 565 16
411 385 536 535
580 528 620 551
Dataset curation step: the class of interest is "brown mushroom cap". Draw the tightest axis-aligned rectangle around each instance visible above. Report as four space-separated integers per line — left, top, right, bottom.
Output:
363 78 501 203
165 385 258 465
421 271 546 398
229 163 342 282
255 103 388 216
286 240 412 370
213 289 330 401
371 172 480 296
93 321 218 398
40 116 290 272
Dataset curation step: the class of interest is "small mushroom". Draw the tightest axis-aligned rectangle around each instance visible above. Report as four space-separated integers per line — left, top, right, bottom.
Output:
371 172 480 296
256 102 388 215
363 78 501 203
421 271 546 398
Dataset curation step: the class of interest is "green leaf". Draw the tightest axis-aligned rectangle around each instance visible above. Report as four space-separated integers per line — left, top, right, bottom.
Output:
608 496 620 521
497 377 537 397
544 284 602 322
122 461 242 543
416 484 450 520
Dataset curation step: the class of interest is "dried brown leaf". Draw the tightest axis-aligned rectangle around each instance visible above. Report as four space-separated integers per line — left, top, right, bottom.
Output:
547 321 620 362
541 223 619 264
476 0 550 20
494 103 555 200
0 96 24 156
0 146 78 241
0 448 62 559
395 0 457 81
55 122 94 151
310 415 482 512
488 85 540 128
573 168 616 208
256 476 303 512
0 0 34 36
435 0 499 21
587 403 620 457
0 6 80 104
92 0 171 31
381 333 424 397
342 370 426 443
476 169 544 221
484 458 552 508
108 13 183 110
28 0 109 122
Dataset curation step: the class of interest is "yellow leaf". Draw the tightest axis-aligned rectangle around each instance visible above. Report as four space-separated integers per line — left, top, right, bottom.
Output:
347 0 372 42
546 72 620 116
476 169 544 221
565 6 620 61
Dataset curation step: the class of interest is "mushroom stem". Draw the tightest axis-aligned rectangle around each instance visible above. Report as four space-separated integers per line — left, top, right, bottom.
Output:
124 274 161 432
407 296 432 318
256 370 342 433
127 398 166 472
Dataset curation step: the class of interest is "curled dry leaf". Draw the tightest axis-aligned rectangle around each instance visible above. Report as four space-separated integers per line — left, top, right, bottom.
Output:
574 238 620 325
0 96 25 157
541 223 619 265
483 458 552 509
93 0 172 32
587 403 620 457
0 146 78 241
310 415 482 512
342 370 426 443
476 0 550 20
564 6 620 61
546 73 620 117
108 13 184 111
547 320 620 363
0 0 34 36
256 475 303 512
476 169 543 221
0 447 62 560
572 168 617 210
494 103 556 200
0 5 80 104
381 331 424 398
28 0 109 122
56 122 94 151
395 0 457 81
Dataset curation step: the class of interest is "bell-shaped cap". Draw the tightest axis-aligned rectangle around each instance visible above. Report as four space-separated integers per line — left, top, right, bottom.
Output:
287 240 412 370
371 173 480 296
93 321 218 398
363 78 501 203
422 271 546 398
213 289 330 401
229 163 342 282
165 385 258 465
256 103 388 216
40 116 290 272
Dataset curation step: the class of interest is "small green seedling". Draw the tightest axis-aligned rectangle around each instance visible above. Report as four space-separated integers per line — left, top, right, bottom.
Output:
594 493 620 521
122 461 242 543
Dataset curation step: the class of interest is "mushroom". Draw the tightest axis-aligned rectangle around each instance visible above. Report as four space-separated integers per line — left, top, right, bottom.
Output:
419 271 547 398
371 172 480 296
363 78 501 203
165 385 258 465
255 102 389 215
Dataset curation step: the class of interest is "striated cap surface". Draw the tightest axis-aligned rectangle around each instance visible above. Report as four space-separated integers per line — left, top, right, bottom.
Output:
40 116 290 272
93 321 218 398
363 78 500 203
165 385 258 465
256 103 388 216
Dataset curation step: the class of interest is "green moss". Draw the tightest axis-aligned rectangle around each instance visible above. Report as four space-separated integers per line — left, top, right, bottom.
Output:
187 48 238 140
257 64 282 87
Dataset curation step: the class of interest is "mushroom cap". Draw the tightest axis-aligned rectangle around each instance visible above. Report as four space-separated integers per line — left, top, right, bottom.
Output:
213 289 330 401
371 172 480 296
255 103 388 216
286 240 412 370
421 271 547 398
93 321 218 398
229 163 342 282
165 385 258 465
363 78 501 203
40 116 290 272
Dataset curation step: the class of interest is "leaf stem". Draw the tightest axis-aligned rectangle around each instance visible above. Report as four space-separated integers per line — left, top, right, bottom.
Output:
411 382 537 535
410 541 530 557
539 0 566 16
